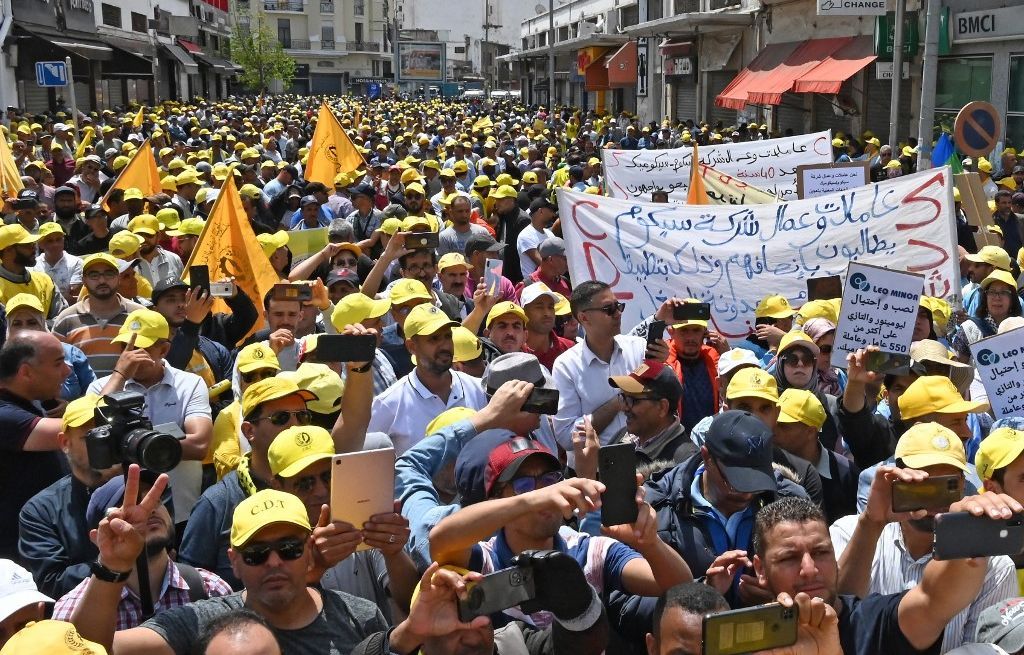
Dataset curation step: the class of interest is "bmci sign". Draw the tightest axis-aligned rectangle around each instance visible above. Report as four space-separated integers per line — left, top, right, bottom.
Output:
953 7 1021 43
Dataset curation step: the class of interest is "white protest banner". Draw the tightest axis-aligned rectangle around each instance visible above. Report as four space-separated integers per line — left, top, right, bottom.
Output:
602 131 832 203
830 262 923 369
699 163 779 205
970 328 1024 419
797 162 872 199
557 166 960 340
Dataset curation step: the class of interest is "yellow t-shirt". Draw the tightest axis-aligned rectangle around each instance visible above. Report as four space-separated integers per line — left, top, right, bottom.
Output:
0 271 56 316
210 399 243 478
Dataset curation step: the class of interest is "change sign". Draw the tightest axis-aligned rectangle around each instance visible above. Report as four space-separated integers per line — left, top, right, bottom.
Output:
831 262 923 369
970 328 1024 418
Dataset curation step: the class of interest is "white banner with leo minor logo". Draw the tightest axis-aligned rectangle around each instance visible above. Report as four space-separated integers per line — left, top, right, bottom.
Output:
557 167 961 341
970 328 1024 418
601 131 833 203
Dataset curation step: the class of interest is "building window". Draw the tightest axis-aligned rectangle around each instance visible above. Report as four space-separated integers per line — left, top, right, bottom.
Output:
131 11 147 32
935 57 992 130
322 26 334 50
101 3 121 28
320 0 334 12
278 18 291 48
455 46 465 54
1009 56 1024 152
353 0 364 16
354 22 363 45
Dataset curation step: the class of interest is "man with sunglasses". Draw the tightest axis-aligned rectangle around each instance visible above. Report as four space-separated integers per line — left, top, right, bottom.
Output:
267 426 418 624
52 473 232 629
70 476 389 655
431 435 692 627
608 361 695 468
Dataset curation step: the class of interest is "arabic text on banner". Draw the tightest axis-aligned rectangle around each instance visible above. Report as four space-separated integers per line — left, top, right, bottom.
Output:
601 131 832 203
556 166 960 340
970 328 1024 419
799 165 870 199
830 262 923 370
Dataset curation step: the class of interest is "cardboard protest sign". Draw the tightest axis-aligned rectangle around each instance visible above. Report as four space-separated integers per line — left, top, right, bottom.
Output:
830 262 923 369
796 162 871 199
287 227 329 264
970 327 1024 418
557 167 960 340
697 162 779 205
602 131 832 203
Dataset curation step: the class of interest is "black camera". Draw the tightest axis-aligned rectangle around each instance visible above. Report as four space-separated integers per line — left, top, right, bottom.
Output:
85 391 183 473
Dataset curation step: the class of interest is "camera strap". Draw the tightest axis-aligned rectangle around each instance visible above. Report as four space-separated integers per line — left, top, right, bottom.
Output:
176 564 210 603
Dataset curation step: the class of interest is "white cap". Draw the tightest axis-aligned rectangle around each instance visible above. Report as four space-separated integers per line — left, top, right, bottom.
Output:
717 348 762 379
0 559 53 622
52 123 68 132
519 282 559 308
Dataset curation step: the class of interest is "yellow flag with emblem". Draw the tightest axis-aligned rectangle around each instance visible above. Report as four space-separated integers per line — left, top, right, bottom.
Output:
74 127 94 159
132 106 144 128
100 139 162 212
304 102 365 187
184 176 280 343
0 136 24 197
472 116 493 132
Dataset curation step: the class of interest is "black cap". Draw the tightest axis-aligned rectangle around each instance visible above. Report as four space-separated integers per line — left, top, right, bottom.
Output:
465 233 504 258
84 204 107 219
151 277 189 303
704 410 776 494
16 188 39 202
300 194 319 207
325 268 359 287
608 361 682 409
529 197 557 215
351 183 375 199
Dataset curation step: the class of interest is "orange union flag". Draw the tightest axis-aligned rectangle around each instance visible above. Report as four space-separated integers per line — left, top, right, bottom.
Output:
304 102 365 186
184 176 279 342
101 139 162 212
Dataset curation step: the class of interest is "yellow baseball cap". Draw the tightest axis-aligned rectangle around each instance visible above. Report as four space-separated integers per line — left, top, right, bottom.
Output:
401 168 424 185
894 422 968 472
796 299 839 325
473 175 491 189
897 375 989 421
978 157 993 173
670 298 708 329
160 175 178 191
4 293 44 316
553 292 571 316
279 363 343 415
452 325 483 362
108 231 143 259
965 245 1012 272
0 620 107 655
239 184 264 201
776 388 826 428
401 216 431 233
404 304 458 338
453 160 469 173
230 489 311 548
128 214 159 236
390 279 432 306
257 230 289 259
425 407 478 436
82 253 120 273
981 269 1018 291
122 187 144 201
726 367 779 402
404 182 426 197
240 377 318 419
166 217 205 238
976 427 1024 481
755 295 796 319
380 218 403 236
331 293 391 330
522 171 539 185
491 185 517 200
155 208 181 231
37 222 64 239
438 253 470 272
486 301 527 328
175 170 201 186
0 224 40 251
112 309 169 349
778 330 820 357
236 342 281 375
268 425 335 478
62 394 102 432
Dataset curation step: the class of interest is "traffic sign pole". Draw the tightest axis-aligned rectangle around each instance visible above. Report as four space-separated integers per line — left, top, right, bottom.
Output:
65 56 79 139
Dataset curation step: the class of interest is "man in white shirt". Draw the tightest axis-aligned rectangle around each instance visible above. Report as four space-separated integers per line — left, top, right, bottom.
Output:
517 197 556 278
367 303 488 455
127 214 183 286
830 422 1017 652
32 222 82 303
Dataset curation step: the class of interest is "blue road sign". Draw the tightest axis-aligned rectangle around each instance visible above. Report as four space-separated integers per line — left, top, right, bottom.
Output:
35 61 68 87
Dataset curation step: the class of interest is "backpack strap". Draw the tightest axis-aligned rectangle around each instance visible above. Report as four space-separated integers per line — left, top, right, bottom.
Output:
176 563 209 603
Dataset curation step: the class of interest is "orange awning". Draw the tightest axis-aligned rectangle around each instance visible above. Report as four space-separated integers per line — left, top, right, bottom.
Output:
715 41 799 110
793 35 876 94
585 55 610 91
606 41 638 88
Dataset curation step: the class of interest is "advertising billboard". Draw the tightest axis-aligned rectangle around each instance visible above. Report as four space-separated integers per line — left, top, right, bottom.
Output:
398 42 445 82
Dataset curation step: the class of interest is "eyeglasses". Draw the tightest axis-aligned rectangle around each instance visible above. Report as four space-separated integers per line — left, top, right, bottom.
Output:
239 538 306 566
818 345 832 355
335 257 358 267
782 353 814 367
988 290 1016 299
621 393 657 408
241 369 275 384
252 409 312 426
405 193 424 200
404 264 435 275
583 301 625 316
290 470 332 494
85 270 118 281
509 470 564 495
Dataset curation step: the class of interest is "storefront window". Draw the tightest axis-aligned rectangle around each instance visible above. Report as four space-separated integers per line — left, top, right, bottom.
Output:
936 57 992 110
1008 56 1024 151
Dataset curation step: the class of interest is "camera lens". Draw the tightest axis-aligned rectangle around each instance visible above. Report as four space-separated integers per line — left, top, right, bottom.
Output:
123 429 182 473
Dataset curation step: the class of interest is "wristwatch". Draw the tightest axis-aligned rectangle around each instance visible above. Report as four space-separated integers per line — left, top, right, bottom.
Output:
90 560 131 583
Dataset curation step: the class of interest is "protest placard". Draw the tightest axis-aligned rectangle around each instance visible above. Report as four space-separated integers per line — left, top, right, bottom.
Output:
557 166 960 339
796 162 871 199
970 327 1024 418
287 227 329 264
698 163 778 205
830 262 923 369
602 131 832 203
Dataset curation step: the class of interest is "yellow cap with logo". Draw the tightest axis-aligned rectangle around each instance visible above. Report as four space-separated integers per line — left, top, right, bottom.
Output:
112 309 170 349
268 425 335 478
404 304 458 338
776 388 826 428
128 214 159 236
486 301 527 328
230 489 311 547
279 363 343 415
755 295 796 319
62 394 103 432
37 222 64 239
331 293 391 331
897 376 989 421
109 231 143 259
976 427 1024 481
894 422 968 472
438 253 470 272
390 279 432 306
0 224 40 251
726 367 779 402
241 377 317 419
236 342 281 374
0 620 107 655
5 293 44 316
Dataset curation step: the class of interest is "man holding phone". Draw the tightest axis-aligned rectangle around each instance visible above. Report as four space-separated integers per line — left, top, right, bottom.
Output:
830 423 1018 651
664 299 725 431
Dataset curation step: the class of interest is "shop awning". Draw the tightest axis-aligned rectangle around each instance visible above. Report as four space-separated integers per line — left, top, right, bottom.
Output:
193 51 234 74
20 26 113 61
177 39 203 54
606 41 637 88
100 34 156 60
715 36 873 109
659 39 693 57
792 35 876 94
161 43 199 75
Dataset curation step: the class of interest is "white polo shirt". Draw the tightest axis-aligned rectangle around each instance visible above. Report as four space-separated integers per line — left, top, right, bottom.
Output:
551 334 647 449
89 363 212 519
367 369 488 455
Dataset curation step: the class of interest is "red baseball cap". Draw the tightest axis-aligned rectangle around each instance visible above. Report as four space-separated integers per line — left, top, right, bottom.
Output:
484 437 559 498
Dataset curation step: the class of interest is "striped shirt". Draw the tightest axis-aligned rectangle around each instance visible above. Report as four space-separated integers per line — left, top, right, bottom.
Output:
831 515 1017 652
51 298 145 378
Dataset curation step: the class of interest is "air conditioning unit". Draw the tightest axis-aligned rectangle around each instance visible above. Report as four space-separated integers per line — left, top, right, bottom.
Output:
578 21 597 38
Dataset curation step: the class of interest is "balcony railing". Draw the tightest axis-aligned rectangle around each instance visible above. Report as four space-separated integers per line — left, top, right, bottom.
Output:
284 39 311 49
321 39 335 50
263 0 304 11
346 41 380 52
320 0 334 12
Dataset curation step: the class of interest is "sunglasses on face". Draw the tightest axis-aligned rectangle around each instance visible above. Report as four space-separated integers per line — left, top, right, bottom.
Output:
583 301 625 316
290 471 332 494
335 257 358 267
782 353 814 367
241 369 276 384
239 538 306 566
509 470 563 495
253 409 312 427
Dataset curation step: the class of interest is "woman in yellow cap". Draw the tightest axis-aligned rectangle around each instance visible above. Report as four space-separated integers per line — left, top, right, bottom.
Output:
952 269 1023 359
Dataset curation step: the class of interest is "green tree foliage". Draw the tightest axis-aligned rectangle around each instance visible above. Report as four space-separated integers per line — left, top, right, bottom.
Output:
230 10 296 92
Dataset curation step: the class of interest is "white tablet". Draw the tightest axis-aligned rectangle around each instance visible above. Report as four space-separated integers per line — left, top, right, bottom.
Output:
330 448 396 550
